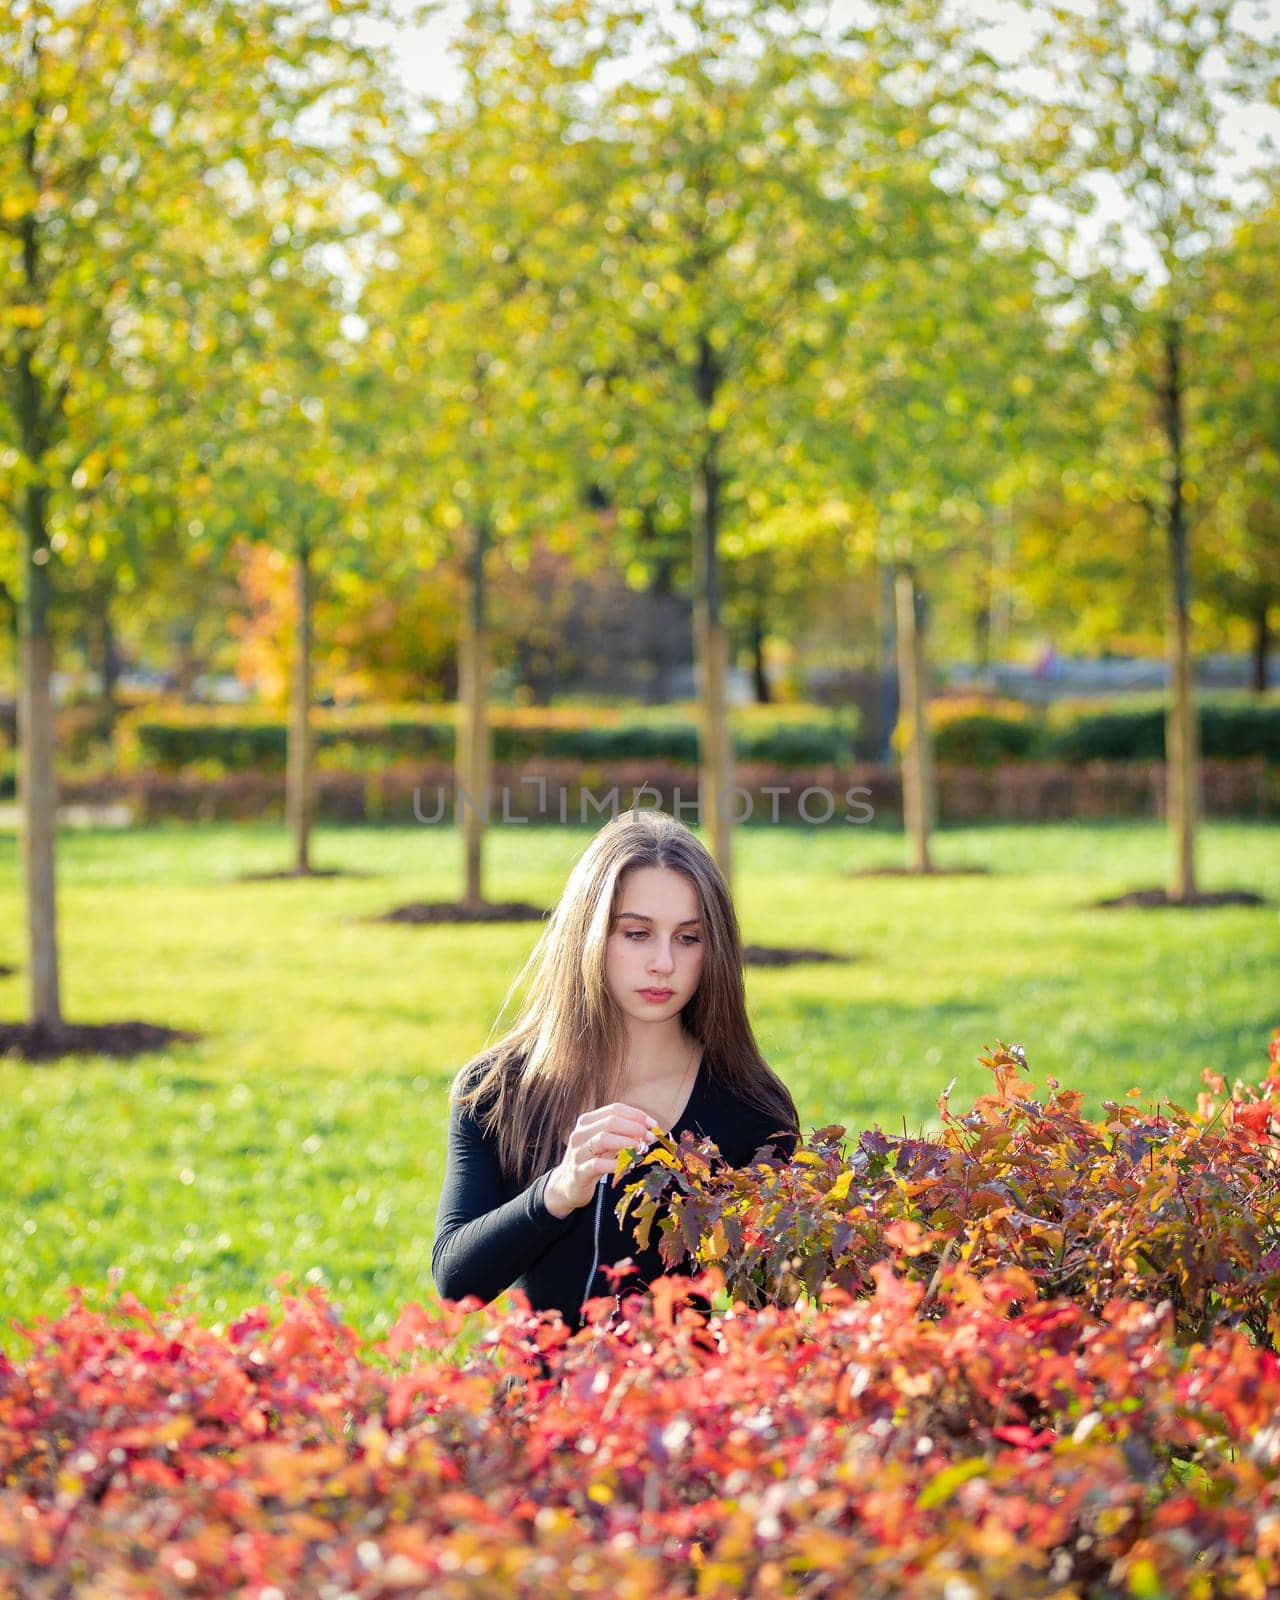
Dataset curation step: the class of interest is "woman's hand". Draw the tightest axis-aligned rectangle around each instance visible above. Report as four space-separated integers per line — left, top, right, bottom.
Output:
543 1102 659 1216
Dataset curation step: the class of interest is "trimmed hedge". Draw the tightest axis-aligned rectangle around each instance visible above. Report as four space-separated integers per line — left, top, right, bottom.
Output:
123 705 862 774
1041 695 1280 763
930 711 1039 765
931 693 1280 767
117 696 1280 778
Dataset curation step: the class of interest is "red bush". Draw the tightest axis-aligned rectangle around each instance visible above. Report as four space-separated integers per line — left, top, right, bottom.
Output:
4 1264 1280 1595
3 1036 1279 1596
626 1031 1280 1348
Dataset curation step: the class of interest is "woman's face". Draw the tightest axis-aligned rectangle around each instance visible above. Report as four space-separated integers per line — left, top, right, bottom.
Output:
603 865 705 1028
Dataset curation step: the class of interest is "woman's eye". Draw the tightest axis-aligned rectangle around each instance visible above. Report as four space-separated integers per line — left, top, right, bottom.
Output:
624 929 647 940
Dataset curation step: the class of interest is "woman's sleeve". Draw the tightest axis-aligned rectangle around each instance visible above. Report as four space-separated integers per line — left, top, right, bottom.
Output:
430 1085 577 1308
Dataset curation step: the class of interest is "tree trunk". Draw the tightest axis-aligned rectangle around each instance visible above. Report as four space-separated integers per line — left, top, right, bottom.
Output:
749 601 771 705
456 519 491 906
894 562 935 875
285 538 315 875
1251 605 1271 694
877 561 897 762
988 506 1014 685
973 515 993 676
1160 321 1198 901
18 548 61 1029
638 504 672 706
692 336 733 883
92 580 119 765
16 102 62 1028
169 620 198 699
973 598 991 678
645 552 679 706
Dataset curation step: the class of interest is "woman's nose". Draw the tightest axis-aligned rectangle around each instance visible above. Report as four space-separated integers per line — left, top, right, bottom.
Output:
648 940 675 973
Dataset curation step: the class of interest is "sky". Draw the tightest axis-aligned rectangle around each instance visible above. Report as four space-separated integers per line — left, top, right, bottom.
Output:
364 0 1280 280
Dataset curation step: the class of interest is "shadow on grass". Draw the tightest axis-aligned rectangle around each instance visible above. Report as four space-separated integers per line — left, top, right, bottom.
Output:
238 867 375 882
372 900 548 924
743 945 852 967
846 865 993 879
1093 889 1268 910
0 1020 202 1064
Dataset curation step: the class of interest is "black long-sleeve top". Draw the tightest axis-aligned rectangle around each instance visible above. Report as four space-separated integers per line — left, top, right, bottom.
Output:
431 1050 798 1333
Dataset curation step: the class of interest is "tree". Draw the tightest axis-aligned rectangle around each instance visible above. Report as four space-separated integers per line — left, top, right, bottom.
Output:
217 265 383 876
559 0 870 885
788 20 1062 872
1197 196 1280 690
365 0 597 906
0 0 392 1035
1013 0 1279 899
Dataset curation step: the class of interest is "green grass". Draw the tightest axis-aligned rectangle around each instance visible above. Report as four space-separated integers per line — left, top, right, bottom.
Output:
0 818 1276 1352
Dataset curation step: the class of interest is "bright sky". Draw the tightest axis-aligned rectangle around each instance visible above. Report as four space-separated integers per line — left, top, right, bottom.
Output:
367 0 1280 279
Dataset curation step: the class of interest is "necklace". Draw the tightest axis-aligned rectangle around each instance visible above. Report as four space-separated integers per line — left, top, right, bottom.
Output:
650 1034 701 1135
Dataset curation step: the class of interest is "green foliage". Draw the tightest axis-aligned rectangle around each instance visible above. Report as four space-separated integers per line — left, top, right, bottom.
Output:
1041 695 1280 764
928 700 1039 767
121 696 1280 774
915 695 1280 766
124 704 863 772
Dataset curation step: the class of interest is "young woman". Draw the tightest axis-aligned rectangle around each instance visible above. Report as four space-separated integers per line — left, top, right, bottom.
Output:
431 806 800 1334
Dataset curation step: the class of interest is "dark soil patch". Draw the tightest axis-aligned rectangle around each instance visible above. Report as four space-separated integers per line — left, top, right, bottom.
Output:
374 900 548 925
0 1020 202 1063
1093 888 1268 910
0 964 16 978
847 865 992 879
239 867 366 882
742 944 851 967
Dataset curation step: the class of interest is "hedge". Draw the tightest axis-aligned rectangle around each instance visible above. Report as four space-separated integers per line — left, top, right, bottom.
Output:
932 693 1280 767
117 696 1280 776
3 1034 1280 1596
1040 694 1280 763
627 1034 1280 1347
121 704 863 774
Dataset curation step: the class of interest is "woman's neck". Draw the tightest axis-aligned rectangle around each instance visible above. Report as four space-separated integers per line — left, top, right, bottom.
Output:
621 1021 698 1088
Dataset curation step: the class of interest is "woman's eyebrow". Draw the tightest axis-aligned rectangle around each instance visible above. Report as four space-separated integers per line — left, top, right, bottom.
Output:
616 911 702 926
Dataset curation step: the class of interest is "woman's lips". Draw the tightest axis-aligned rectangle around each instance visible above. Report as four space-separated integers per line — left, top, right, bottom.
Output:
638 988 675 1001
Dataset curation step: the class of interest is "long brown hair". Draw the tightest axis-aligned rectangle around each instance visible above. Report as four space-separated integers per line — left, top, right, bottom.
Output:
449 807 799 1188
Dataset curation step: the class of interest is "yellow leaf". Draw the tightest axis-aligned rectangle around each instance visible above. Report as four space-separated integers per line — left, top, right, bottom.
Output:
829 1170 854 1203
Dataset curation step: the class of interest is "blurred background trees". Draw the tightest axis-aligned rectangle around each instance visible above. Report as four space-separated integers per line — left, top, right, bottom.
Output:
2 0 1277 1014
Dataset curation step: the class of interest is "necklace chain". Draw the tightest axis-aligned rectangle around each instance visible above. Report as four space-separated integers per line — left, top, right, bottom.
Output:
656 1035 699 1132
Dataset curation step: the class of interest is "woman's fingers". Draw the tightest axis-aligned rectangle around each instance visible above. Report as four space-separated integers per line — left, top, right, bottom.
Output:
592 1102 661 1134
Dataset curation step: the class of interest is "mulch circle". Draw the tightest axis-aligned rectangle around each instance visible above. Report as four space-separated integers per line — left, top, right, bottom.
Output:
846 865 992 879
742 944 851 967
373 901 548 925
1093 888 1268 910
0 1020 202 1063
238 868 367 882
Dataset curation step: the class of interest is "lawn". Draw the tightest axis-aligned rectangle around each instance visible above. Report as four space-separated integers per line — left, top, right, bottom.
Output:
0 817 1276 1351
